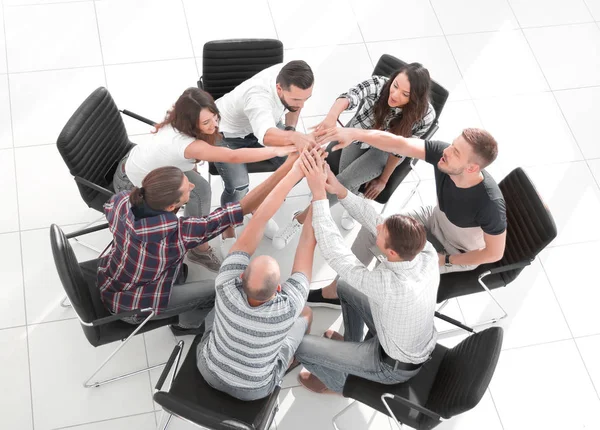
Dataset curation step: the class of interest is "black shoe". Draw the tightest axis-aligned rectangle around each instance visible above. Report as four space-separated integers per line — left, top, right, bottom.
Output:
307 288 341 309
170 322 205 337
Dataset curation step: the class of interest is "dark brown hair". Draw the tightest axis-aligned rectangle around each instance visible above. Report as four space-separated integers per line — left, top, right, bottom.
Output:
276 60 314 90
373 63 431 138
129 166 185 211
384 215 427 261
461 128 498 169
154 87 220 146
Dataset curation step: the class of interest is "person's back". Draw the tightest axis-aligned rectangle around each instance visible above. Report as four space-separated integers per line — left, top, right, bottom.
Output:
198 252 309 397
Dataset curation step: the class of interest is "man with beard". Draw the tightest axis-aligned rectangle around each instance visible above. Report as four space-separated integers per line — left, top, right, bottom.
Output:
305 127 507 308
214 60 316 256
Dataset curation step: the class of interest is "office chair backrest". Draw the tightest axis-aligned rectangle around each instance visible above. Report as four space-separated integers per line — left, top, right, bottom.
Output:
57 87 134 208
201 39 284 100
50 224 100 326
372 54 449 125
496 168 557 284
421 327 503 426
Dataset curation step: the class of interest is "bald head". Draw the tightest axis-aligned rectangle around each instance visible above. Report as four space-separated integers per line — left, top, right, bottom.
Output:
242 255 281 303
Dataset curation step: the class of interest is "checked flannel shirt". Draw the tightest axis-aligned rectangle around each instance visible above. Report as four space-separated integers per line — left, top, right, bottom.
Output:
340 75 436 149
97 191 244 315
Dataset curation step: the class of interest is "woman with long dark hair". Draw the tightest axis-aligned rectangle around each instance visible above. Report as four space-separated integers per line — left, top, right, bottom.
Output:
112 87 294 270
273 63 435 250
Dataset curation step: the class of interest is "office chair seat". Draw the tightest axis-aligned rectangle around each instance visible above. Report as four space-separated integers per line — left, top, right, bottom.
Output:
154 335 280 430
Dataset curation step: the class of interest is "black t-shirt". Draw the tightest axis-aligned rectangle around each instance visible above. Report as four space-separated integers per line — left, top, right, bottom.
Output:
424 140 507 235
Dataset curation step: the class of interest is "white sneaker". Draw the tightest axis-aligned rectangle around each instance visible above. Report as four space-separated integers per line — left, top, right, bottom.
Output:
244 214 279 240
272 212 303 250
341 210 356 230
220 237 236 259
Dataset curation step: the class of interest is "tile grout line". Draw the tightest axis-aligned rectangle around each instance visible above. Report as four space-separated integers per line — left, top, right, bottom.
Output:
537 257 600 401
265 0 280 41
91 0 108 88
1 1 36 428
0 316 78 332
141 333 159 418
50 410 156 430
487 388 506 430
179 0 199 79
345 0 374 69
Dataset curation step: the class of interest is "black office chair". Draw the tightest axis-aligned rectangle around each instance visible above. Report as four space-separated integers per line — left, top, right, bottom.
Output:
154 335 281 430
436 168 557 331
198 38 287 181
50 223 195 388
326 54 449 212
334 327 503 430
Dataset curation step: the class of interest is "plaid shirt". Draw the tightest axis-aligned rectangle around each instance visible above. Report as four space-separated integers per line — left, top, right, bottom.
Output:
97 192 244 315
340 76 436 149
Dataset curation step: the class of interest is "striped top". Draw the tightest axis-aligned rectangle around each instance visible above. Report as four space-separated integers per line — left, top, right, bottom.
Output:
200 252 309 391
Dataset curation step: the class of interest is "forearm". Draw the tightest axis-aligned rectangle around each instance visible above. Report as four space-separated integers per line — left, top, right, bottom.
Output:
263 128 295 147
239 156 296 214
285 110 301 128
448 248 502 266
292 207 317 279
378 154 402 182
228 147 283 164
351 129 409 154
325 98 350 123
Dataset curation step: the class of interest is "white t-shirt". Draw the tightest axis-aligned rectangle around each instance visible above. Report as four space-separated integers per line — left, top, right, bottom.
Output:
125 125 196 186
216 63 287 145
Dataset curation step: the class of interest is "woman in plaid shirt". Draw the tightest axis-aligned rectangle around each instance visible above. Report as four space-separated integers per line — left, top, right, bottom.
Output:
273 63 435 250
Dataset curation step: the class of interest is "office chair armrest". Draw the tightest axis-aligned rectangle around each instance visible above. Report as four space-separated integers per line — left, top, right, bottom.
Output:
74 176 114 197
381 393 441 421
434 311 474 333
155 341 185 391
65 223 109 239
91 307 155 326
483 260 533 277
120 109 157 127
420 121 439 141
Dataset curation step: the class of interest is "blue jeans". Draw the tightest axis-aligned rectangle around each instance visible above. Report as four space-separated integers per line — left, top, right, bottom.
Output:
295 280 420 392
213 134 287 206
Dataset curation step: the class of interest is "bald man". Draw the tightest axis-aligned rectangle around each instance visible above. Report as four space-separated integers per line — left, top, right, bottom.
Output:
196 152 317 401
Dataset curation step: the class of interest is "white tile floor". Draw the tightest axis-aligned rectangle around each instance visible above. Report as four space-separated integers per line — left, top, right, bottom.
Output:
1 0 600 429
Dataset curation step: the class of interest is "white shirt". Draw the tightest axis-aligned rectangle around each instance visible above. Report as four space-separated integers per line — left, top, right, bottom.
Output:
125 125 196 186
311 192 440 364
216 64 287 145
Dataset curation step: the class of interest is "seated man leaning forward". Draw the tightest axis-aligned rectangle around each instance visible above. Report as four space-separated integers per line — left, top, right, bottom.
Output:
307 127 507 308
196 153 317 401
293 149 439 393
98 160 296 335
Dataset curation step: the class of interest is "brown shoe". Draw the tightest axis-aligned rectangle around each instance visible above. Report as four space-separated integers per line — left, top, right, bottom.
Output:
298 370 337 394
324 330 344 341
187 246 221 272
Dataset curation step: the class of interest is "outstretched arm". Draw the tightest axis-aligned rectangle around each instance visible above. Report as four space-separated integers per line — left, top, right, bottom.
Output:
230 156 304 256
291 206 317 281
184 140 295 163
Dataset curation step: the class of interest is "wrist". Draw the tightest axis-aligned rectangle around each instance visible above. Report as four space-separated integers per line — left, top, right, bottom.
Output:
337 187 348 200
312 190 327 201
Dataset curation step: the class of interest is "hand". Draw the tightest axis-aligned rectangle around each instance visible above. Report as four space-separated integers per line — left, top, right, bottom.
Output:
310 116 337 134
315 127 355 151
299 148 327 200
290 131 317 152
324 164 346 198
363 177 387 200
273 145 297 157
438 253 445 267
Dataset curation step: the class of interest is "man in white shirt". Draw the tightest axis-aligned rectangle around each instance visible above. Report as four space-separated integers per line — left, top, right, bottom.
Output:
214 60 316 254
293 149 439 394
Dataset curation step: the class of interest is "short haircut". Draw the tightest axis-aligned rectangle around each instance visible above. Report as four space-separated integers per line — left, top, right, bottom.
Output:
462 128 498 169
242 265 279 302
276 60 314 90
384 215 427 261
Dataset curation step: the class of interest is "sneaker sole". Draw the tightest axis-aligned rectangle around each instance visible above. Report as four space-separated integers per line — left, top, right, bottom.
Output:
307 301 342 310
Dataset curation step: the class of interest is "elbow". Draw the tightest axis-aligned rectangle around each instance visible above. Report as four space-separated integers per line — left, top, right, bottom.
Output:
487 250 504 264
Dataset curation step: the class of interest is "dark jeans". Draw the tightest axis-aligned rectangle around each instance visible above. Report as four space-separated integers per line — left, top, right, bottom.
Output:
213 134 286 206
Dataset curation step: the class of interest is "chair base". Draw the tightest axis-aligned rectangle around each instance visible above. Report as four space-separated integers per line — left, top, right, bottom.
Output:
381 160 420 215
332 400 400 430
72 215 109 254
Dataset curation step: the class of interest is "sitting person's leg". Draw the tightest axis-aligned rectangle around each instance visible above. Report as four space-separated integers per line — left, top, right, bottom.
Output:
183 170 222 271
112 153 134 193
274 306 312 380
337 279 377 342
160 279 216 331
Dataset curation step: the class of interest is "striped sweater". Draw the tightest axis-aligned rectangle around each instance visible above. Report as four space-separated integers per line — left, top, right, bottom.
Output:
200 252 309 390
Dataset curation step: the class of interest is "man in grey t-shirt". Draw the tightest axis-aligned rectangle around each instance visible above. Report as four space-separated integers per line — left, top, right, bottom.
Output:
196 153 317 401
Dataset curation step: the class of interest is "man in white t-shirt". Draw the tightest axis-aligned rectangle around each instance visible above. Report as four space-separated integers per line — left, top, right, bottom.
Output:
214 60 316 254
